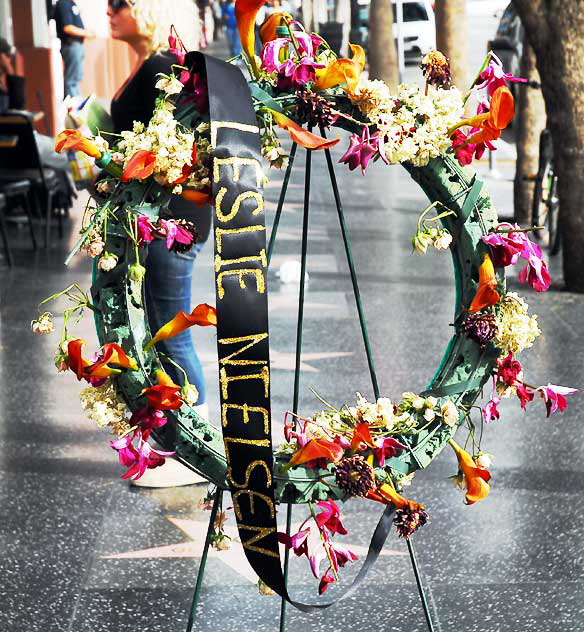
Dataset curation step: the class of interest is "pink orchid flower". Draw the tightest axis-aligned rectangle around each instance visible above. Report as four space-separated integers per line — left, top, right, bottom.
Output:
130 406 168 431
374 436 407 467
328 540 358 570
451 128 495 166
278 528 310 558
283 414 310 448
537 384 578 417
497 353 523 386
137 215 156 244
309 547 327 578
476 52 527 96
318 567 336 594
110 429 175 480
261 31 325 87
157 218 195 250
482 223 551 292
339 127 379 175
516 383 535 410
168 33 186 65
482 394 501 423
315 499 348 536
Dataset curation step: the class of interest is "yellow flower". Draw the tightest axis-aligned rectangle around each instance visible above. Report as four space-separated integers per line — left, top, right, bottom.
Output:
493 292 541 354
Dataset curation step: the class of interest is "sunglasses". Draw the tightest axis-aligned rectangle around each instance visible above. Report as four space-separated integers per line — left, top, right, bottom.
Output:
108 0 130 12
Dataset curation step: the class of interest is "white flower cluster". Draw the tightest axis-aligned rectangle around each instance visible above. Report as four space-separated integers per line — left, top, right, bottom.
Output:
400 392 459 427
351 79 464 167
116 107 196 193
349 392 397 430
80 379 131 435
493 292 541 355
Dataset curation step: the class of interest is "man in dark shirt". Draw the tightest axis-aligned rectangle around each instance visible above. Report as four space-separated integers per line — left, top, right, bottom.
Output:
54 0 94 97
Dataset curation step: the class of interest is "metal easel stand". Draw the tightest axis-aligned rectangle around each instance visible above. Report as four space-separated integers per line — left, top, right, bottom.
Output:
184 136 439 632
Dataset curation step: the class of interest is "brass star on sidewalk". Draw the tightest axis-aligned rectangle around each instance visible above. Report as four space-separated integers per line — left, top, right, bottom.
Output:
103 516 407 585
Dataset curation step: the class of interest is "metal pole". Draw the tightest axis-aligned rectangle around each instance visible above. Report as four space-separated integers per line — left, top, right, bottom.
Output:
267 142 298 265
185 488 222 632
321 131 380 400
407 538 438 632
280 136 313 632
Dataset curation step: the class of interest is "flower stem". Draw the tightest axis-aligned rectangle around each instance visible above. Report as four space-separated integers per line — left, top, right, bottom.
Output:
308 502 339 581
463 51 493 105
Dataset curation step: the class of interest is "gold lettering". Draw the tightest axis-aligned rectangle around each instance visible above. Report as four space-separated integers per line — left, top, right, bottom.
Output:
216 268 265 299
211 122 260 149
227 460 273 490
215 188 264 223
222 403 270 434
220 366 270 399
215 225 265 255
213 156 263 188
214 249 267 273
232 490 275 520
239 524 280 558
219 333 268 366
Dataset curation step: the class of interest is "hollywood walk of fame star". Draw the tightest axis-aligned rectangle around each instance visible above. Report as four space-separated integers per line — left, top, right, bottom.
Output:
103 516 408 585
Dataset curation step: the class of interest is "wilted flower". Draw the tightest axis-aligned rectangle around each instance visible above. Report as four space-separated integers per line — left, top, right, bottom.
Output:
87 240 105 257
155 73 184 95
128 263 146 282
462 311 497 348
182 382 199 406
440 399 459 426
31 311 54 334
475 452 492 469
449 439 491 505
421 50 451 88
394 507 429 538
98 252 118 271
258 579 276 596
335 455 375 497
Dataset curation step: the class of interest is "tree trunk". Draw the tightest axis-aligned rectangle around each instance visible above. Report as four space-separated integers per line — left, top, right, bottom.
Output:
513 0 584 292
367 0 399 90
435 0 469 90
513 43 546 225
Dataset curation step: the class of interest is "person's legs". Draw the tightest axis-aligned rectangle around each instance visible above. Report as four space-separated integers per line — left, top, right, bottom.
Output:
61 41 84 97
144 239 206 404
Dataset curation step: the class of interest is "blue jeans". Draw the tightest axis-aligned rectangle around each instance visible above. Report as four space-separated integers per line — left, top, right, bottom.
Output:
226 27 242 57
144 239 206 404
61 41 85 97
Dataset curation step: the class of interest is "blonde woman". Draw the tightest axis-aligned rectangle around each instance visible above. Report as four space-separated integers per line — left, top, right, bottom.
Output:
108 0 210 486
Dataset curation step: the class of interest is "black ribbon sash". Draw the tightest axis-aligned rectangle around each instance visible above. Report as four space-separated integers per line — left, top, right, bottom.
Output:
194 52 395 609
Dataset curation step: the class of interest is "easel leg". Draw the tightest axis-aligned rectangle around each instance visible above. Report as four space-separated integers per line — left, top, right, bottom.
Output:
279 139 313 632
321 132 440 632
185 488 222 632
267 142 298 265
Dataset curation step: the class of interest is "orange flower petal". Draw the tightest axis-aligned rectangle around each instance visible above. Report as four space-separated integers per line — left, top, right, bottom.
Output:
180 189 212 206
259 11 293 44
121 150 157 182
67 339 91 380
235 0 267 74
55 129 102 159
468 254 500 312
366 483 425 511
350 422 375 451
270 110 340 150
142 370 183 409
144 303 217 351
288 438 344 466
489 86 514 130
314 44 366 94
449 439 491 505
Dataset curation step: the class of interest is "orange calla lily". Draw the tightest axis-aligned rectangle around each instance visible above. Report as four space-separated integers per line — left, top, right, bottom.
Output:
286 438 344 469
449 86 514 145
259 11 293 44
67 339 92 380
449 439 491 504
468 253 500 313
144 303 217 351
350 422 375 451
142 370 183 410
313 44 366 95
270 110 340 150
180 189 212 206
55 129 102 159
121 150 157 182
365 483 425 512
67 340 137 381
235 0 267 75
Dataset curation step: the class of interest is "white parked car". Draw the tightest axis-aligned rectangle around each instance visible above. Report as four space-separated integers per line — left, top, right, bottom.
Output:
359 0 436 58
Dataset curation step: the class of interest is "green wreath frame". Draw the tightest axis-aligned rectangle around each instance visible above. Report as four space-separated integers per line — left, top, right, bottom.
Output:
91 147 503 504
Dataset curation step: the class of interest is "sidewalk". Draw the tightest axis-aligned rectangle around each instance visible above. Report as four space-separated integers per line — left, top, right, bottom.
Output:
0 39 583 632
